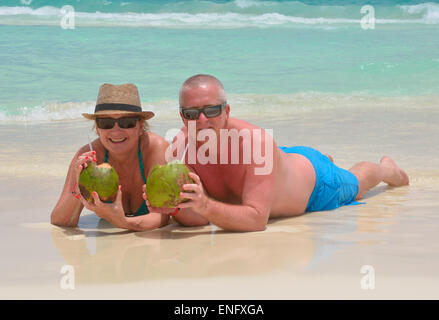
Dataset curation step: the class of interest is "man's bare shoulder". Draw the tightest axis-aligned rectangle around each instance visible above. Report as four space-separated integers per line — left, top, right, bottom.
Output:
227 117 261 131
227 117 275 146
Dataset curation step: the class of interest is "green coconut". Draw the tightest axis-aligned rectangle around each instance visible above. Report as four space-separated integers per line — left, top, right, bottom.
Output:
78 162 119 203
146 161 194 208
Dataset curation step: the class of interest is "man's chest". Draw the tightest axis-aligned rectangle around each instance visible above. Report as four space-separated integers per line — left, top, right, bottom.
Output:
193 164 245 203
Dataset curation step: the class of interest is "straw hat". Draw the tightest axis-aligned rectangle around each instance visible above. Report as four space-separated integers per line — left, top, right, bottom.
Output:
82 83 154 120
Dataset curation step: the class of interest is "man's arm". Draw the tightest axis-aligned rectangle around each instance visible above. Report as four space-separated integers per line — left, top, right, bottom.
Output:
172 207 210 227
177 164 276 232
176 127 277 232
197 198 268 232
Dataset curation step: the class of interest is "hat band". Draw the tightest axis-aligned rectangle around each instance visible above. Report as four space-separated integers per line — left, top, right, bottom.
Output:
95 103 142 113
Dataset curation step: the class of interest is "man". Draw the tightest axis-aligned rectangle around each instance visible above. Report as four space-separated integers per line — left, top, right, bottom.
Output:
145 74 409 232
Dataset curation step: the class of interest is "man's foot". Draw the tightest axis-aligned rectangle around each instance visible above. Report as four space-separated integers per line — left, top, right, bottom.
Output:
325 154 334 163
380 156 410 186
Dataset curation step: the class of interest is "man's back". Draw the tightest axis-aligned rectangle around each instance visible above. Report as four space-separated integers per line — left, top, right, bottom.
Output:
185 117 316 217
168 74 409 232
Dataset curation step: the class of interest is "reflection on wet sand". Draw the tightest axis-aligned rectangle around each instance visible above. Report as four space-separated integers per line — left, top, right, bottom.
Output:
50 185 410 285
50 216 316 285
333 185 409 244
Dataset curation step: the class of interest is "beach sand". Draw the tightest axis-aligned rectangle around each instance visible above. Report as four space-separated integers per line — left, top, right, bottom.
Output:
1 104 438 300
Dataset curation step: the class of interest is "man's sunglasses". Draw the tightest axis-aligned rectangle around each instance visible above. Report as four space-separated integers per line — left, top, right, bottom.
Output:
180 103 226 120
95 117 140 129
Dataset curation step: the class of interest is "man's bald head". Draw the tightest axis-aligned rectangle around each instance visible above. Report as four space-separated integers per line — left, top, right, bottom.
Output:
179 74 226 106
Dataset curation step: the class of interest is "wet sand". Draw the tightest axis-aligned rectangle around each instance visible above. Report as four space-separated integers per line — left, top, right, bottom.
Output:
1 105 438 299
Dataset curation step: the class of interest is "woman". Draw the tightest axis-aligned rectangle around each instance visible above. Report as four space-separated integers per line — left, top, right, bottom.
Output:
51 83 172 231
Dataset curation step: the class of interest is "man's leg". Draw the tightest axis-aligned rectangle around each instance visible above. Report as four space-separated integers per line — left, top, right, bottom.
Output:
348 156 409 200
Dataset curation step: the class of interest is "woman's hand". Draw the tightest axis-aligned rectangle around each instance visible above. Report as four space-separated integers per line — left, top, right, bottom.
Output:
71 150 97 198
79 185 128 228
142 184 178 215
176 172 209 215
73 150 96 175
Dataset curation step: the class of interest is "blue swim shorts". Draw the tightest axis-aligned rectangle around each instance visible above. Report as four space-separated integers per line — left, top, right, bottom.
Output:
279 146 362 212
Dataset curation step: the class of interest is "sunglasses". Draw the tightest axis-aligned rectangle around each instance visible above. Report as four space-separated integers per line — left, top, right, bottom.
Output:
95 117 140 129
180 103 226 120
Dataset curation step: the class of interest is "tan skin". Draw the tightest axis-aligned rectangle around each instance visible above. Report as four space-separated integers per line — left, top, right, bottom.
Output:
50 114 170 231
144 82 409 232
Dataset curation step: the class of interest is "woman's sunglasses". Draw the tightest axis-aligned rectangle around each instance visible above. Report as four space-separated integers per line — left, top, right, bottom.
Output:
180 103 226 120
95 117 140 130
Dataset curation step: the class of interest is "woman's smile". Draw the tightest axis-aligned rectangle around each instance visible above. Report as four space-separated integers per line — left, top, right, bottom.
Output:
109 137 128 144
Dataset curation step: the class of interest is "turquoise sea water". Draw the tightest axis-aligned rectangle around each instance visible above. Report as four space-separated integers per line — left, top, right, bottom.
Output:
0 0 438 121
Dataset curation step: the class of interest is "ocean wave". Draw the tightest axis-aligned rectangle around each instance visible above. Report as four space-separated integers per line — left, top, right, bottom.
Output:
0 99 180 122
400 2 439 23
1 2 439 27
2 93 439 123
0 101 96 122
233 0 274 9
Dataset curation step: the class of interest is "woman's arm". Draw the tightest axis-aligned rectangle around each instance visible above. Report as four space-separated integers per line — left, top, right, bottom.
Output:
50 148 96 227
86 185 170 231
90 133 172 231
123 212 169 232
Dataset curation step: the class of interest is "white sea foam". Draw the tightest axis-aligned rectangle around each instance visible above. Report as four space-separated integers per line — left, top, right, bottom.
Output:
2 93 439 123
0 101 95 122
0 5 62 16
1 4 438 28
233 0 272 9
400 2 439 24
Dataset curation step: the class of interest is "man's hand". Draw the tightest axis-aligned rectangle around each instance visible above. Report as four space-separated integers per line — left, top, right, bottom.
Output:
177 172 209 215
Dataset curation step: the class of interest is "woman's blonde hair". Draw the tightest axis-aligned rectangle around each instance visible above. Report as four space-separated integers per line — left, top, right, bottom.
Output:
140 119 150 134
